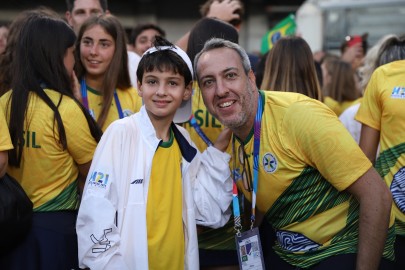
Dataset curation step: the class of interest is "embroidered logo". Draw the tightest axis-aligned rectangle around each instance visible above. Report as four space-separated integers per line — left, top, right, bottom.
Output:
88 171 109 189
131 179 143 184
262 153 278 173
391 86 405 99
91 228 112 253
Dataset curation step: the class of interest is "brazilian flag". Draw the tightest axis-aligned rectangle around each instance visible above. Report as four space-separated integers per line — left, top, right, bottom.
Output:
260 14 296 55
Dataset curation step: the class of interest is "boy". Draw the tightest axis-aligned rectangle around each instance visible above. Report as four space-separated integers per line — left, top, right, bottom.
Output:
76 36 232 270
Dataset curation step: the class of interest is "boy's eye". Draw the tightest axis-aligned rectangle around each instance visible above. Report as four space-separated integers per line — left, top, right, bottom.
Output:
168 81 178 86
146 79 157 85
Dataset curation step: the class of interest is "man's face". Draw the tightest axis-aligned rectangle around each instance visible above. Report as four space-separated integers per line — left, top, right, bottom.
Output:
196 47 256 130
66 0 105 34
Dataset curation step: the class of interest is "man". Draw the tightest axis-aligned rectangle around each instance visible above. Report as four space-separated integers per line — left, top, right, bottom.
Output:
65 0 139 85
194 38 395 269
65 0 108 34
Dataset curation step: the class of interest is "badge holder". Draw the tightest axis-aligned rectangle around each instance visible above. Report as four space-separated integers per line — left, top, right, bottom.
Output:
235 227 265 270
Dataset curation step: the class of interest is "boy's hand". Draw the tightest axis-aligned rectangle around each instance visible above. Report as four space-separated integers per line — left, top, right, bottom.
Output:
213 127 232 152
207 0 241 23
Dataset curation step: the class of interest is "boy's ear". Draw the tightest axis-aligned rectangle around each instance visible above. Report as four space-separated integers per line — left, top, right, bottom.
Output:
183 81 193 100
137 81 143 97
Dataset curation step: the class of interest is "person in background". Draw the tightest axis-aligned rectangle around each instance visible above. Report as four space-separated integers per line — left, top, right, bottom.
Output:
340 33 368 72
76 36 232 270
65 0 140 86
0 7 60 96
0 15 101 270
0 23 9 55
128 23 166 56
260 36 322 101
194 38 394 270
185 17 239 270
322 58 362 116
176 0 242 52
74 14 142 131
0 108 12 177
339 34 404 144
355 35 405 269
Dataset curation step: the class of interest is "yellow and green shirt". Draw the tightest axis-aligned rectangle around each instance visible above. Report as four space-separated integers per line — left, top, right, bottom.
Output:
84 86 142 131
0 90 97 211
324 96 362 116
0 107 12 152
356 59 405 236
147 130 184 270
234 90 394 268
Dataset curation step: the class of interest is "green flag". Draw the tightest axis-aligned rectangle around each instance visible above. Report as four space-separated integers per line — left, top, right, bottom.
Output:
260 14 296 55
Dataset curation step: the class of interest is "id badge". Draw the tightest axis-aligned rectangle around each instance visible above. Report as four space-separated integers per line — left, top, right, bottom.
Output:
235 227 265 270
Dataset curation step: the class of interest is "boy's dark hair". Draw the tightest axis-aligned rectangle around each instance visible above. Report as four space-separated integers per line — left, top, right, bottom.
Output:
129 23 166 45
137 36 192 86
65 0 108 12
199 0 244 27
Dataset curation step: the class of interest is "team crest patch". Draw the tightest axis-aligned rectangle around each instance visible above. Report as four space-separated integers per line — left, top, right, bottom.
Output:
262 153 278 173
391 86 405 99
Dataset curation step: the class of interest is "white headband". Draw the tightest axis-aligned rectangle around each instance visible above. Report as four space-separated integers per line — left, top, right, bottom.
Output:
142 45 194 80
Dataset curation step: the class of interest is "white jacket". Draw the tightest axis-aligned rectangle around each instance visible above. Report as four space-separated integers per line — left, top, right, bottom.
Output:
77 106 232 270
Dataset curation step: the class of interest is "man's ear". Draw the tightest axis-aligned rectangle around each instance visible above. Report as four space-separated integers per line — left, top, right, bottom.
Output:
248 70 257 89
183 81 193 100
137 81 143 97
65 11 73 27
105 10 111 15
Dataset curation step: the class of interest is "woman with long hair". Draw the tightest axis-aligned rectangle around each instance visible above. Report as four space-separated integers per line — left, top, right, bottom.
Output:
75 14 142 131
260 36 322 101
0 15 101 270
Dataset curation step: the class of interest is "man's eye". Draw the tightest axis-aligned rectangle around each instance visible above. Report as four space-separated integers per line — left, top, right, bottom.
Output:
226 73 237 79
202 80 213 87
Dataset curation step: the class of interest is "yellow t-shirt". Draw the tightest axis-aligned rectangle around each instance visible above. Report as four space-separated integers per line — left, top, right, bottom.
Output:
324 96 362 116
234 91 394 268
147 130 184 270
85 85 142 131
0 90 97 211
356 59 405 236
0 107 12 151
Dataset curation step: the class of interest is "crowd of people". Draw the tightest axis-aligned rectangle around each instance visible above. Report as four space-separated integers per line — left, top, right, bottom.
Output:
0 0 404 269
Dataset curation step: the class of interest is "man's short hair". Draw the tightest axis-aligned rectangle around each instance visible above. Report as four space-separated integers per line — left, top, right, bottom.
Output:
65 0 108 12
199 0 244 27
194 38 251 81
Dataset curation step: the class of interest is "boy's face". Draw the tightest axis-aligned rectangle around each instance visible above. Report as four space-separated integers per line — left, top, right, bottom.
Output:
137 69 192 122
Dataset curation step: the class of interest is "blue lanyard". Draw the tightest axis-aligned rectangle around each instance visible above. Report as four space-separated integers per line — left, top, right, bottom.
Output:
232 92 263 233
189 116 213 146
80 78 124 120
